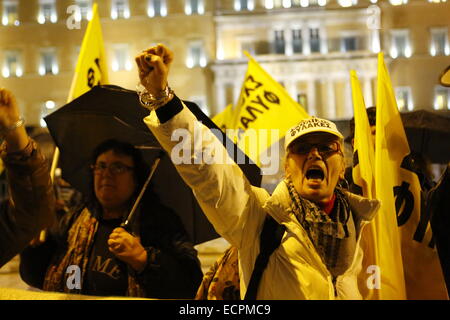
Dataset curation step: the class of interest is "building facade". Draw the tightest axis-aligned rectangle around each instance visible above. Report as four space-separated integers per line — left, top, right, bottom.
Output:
0 0 449 126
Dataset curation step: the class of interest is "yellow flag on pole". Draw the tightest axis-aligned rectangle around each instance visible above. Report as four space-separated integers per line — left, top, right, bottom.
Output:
232 52 309 167
376 53 447 299
51 3 108 179
351 70 406 300
212 103 234 132
67 3 109 102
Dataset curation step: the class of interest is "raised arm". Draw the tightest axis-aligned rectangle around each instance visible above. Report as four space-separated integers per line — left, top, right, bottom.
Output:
134 45 267 248
0 88 56 267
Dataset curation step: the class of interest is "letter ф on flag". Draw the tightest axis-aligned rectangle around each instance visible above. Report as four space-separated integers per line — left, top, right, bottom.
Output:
376 53 448 300
232 52 309 168
68 2 109 102
351 70 406 300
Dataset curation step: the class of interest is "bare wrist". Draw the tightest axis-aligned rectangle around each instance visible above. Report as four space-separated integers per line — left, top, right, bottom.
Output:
129 248 148 273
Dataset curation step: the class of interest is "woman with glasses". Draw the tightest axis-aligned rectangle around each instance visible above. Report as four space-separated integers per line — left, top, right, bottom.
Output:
20 139 203 298
134 44 381 299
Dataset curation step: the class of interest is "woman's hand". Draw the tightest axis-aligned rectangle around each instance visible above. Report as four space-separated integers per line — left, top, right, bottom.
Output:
135 44 173 96
108 227 148 272
0 88 29 152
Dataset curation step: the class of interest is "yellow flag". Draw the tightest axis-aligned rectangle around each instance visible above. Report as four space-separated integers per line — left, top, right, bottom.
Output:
351 70 406 300
67 3 108 102
50 3 108 180
212 104 234 132
376 53 448 299
232 52 309 166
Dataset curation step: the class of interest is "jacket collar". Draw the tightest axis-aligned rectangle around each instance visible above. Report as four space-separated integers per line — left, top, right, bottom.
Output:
263 180 379 224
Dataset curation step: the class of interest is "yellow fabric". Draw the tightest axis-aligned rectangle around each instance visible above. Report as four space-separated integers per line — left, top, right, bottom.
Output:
212 104 234 132
230 53 309 166
351 70 405 300
67 3 109 103
376 53 447 300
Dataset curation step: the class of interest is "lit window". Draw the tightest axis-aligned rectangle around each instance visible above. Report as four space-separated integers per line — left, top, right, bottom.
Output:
186 40 207 68
310 28 321 53
234 0 255 11
395 87 413 111
38 0 57 24
341 36 358 52
389 0 408 5
148 0 167 17
390 29 412 58
338 0 357 7
274 30 285 54
430 28 449 56
39 49 58 75
2 0 19 26
2 50 22 78
185 0 204 15
434 86 450 110
292 29 303 54
40 100 57 128
428 0 447 2
75 0 92 21
111 0 130 19
299 0 310 7
112 44 132 71
264 0 274 9
282 0 292 8
317 0 327 6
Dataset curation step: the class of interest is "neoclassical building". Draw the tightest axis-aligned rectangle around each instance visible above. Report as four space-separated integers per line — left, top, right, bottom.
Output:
0 0 448 125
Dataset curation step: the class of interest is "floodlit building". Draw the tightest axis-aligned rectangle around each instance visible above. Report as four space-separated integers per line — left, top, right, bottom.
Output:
0 0 449 126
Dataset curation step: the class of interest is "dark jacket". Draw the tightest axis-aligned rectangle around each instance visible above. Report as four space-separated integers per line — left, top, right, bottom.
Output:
0 140 56 268
20 190 203 299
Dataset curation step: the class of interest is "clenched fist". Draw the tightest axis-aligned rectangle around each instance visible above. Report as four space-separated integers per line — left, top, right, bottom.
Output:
108 227 148 272
135 44 174 96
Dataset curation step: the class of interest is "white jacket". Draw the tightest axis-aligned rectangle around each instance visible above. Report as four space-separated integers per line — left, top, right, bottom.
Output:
144 102 380 300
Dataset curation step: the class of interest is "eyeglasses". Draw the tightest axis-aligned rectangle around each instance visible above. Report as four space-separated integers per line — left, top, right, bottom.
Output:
91 162 134 175
289 141 341 157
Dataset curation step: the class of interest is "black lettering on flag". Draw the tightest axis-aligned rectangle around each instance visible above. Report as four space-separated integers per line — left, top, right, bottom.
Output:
264 91 280 105
241 116 254 129
87 57 101 88
394 181 414 227
250 95 270 110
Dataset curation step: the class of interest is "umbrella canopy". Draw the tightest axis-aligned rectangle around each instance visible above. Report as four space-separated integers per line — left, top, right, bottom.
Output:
400 109 450 164
44 85 262 244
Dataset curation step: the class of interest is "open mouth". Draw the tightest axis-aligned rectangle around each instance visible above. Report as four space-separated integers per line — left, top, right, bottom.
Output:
306 167 325 181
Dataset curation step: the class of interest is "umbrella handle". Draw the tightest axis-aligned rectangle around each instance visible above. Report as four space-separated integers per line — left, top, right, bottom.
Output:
121 154 163 231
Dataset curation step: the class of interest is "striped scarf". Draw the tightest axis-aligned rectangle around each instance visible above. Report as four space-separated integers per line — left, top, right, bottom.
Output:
43 207 145 297
285 178 356 277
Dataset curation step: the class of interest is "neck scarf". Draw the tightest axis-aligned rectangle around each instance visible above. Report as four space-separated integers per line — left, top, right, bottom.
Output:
285 178 356 276
43 207 145 297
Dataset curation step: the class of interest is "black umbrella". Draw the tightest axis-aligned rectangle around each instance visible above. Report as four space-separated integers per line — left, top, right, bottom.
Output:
400 109 450 164
44 85 262 244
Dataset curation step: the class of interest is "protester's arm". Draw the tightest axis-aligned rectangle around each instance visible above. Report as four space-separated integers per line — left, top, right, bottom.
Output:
135 45 267 248
0 88 56 267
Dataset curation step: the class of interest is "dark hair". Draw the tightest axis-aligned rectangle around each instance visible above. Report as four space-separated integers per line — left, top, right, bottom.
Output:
346 106 376 144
